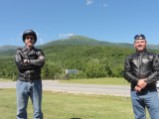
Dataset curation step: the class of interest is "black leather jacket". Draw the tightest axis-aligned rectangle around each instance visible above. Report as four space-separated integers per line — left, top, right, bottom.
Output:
15 47 45 80
124 50 159 91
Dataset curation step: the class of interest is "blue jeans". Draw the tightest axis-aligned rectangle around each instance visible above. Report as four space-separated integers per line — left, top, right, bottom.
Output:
16 79 43 119
131 90 159 119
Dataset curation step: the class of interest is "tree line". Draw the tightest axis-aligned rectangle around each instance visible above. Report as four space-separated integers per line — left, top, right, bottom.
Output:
0 45 158 80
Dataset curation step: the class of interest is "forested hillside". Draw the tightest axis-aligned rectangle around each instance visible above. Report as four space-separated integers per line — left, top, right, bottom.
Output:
0 35 158 80
42 45 134 79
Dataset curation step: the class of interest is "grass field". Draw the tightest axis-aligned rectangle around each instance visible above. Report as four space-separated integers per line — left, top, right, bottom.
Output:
0 89 151 119
59 77 129 85
0 78 14 82
0 77 129 85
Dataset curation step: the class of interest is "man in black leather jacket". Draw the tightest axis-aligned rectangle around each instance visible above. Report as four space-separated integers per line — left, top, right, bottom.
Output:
124 34 159 119
15 29 45 119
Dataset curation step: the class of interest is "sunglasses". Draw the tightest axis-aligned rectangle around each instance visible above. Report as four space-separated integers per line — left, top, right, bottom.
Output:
25 36 34 40
134 34 146 40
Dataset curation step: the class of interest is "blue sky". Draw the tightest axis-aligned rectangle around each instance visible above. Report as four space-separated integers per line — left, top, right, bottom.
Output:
1 0 159 46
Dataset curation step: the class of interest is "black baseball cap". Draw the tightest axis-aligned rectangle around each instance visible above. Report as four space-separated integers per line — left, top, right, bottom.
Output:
134 34 146 41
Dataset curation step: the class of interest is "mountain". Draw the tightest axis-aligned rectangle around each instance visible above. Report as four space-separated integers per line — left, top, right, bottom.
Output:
0 45 18 56
41 35 159 49
0 35 159 55
0 45 18 51
42 35 111 47
147 45 159 50
42 35 134 48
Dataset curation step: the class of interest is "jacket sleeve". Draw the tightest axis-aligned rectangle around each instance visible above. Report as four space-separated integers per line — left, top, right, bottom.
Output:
145 55 159 84
15 48 32 71
29 49 45 67
123 56 138 83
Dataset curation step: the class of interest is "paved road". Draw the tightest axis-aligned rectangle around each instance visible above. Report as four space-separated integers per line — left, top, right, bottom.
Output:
0 80 130 97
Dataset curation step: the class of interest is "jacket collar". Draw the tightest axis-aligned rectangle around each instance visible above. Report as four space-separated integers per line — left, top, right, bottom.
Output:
136 49 147 56
22 46 35 52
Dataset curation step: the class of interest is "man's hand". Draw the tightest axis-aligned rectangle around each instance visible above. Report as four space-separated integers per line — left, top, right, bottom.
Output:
23 59 30 64
137 79 147 89
134 79 147 92
134 85 142 92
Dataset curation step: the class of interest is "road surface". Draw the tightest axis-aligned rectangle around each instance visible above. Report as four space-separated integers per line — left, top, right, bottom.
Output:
0 80 130 97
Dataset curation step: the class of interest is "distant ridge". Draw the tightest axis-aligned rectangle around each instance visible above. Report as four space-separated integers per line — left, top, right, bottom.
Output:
42 35 159 49
0 45 18 56
0 45 18 51
42 35 107 46
42 35 134 48
0 35 159 55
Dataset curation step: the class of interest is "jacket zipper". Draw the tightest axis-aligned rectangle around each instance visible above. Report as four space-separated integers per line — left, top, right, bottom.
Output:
138 54 142 79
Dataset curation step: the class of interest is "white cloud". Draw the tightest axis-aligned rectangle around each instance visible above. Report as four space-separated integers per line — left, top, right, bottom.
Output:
85 0 108 8
103 3 108 8
86 0 93 5
58 33 75 39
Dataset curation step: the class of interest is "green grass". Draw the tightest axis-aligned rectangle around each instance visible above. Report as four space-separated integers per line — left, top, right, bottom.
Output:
0 89 151 119
59 77 129 85
0 77 129 85
0 78 14 82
